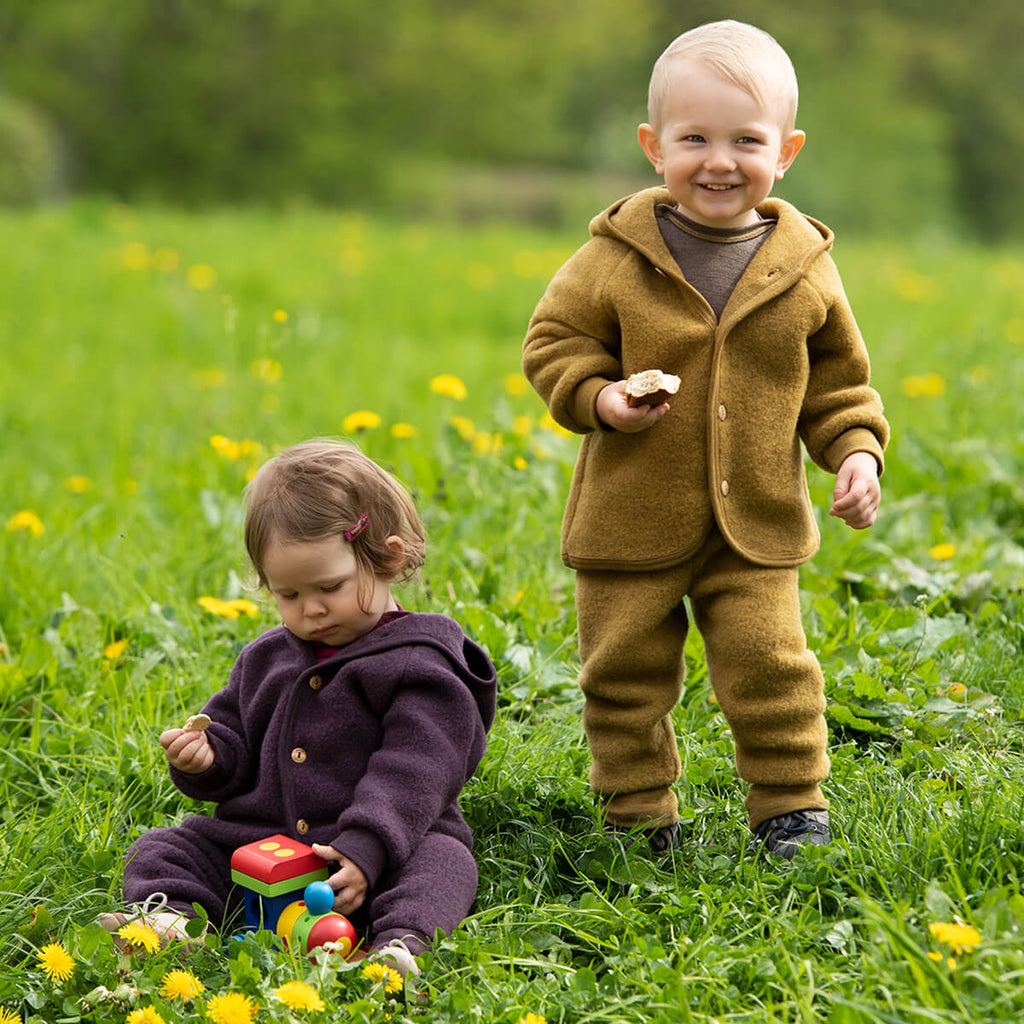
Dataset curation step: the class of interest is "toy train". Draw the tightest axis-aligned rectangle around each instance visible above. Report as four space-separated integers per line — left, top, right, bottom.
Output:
230 834 357 958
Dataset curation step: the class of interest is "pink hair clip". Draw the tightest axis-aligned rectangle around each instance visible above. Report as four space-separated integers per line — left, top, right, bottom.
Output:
344 514 369 543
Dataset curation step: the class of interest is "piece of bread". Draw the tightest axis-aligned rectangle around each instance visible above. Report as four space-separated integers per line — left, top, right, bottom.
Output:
184 713 211 732
625 369 681 408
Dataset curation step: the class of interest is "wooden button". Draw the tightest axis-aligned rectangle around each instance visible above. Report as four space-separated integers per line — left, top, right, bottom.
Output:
718 404 727 420
720 480 730 496
296 819 309 834
309 675 323 690
291 747 307 763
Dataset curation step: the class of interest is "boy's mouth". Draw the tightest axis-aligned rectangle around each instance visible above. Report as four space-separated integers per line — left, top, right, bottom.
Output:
700 183 739 191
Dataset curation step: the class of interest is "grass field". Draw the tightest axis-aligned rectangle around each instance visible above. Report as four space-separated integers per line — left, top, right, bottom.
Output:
2 201 1024 1023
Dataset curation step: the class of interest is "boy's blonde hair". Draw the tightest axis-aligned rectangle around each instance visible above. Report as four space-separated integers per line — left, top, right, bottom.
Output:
244 440 426 604
647 20 799 134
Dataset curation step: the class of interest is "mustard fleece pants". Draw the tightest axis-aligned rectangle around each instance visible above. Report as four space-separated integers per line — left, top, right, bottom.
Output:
575 528 830 831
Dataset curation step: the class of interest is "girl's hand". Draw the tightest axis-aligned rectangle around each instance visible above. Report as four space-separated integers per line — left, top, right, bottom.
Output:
160 727 215 774
311 843 369 916
596 381 669 433
830 451 881 529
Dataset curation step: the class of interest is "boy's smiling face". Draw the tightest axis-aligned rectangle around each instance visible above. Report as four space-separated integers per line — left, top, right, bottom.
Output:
638 59 804 230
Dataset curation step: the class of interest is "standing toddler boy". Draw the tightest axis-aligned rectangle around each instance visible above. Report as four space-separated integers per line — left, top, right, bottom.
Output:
523 20 889 857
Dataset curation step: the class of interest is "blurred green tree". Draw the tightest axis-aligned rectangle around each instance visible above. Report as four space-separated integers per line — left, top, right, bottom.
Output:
0 0 1019 238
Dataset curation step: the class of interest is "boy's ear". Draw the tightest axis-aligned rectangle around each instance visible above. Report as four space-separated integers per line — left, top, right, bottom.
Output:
637 124 665 174
776 130 806 179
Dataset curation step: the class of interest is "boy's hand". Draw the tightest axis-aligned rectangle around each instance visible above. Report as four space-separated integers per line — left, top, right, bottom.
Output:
311 843 368 916
830 451 881 529
596 381 669 433
160 727 215 774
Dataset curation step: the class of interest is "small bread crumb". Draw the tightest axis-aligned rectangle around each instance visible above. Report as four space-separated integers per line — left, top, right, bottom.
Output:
184 713 211 732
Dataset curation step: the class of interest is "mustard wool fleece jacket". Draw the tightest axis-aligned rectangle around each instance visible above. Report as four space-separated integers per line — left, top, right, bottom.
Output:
523 187 890 571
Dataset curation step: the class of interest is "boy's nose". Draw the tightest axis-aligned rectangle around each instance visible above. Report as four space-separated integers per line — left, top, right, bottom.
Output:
704 146 737 171
303 596 327 617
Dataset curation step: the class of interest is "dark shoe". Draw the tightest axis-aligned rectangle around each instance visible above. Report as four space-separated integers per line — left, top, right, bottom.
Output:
751 809 830 860
608 821 681 854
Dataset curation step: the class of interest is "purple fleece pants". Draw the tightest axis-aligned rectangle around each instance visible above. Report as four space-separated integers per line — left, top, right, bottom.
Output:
123 822 478 953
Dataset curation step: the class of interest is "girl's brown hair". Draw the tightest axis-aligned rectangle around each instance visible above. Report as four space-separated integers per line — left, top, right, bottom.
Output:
244 440 426 607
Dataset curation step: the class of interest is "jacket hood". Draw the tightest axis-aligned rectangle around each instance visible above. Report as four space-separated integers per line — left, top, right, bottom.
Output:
590 186 834 277
276 612 497 730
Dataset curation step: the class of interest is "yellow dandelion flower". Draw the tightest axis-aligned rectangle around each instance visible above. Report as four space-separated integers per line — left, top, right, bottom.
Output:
514 456 528 471
209 436 263 462
273 309 289 323
361 962 402 992
338 245 367 276
198 597 260 620
250 357 283 383
901 373 946 398
192 368 228 390
518 1014 548 1024
6 510 44 537
391 422 417 440
927 950 943 962
207 992 258 1024
947 957 957 970
121 242 151 270
503 373 529 397
512 415 533 436
1004 318 1024 345
513 250 544 278
209 434 241 459
343 410 382 433
929 921 981 953
272 980 325 1011
186 263 218 290
0 1008 21 1024
160 969 206 1002
117 921 161 954
948 682 967 697
472 432 503 455
929 543 955 560
448 416 476 441
539 413 573 438
104 639 128 660
66 475 92 494
362 962 387 983
37 942 75 982
430 374 468 400
127 1007 166 1024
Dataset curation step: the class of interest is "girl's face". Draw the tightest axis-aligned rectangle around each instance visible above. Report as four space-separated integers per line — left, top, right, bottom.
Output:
262 533 402 646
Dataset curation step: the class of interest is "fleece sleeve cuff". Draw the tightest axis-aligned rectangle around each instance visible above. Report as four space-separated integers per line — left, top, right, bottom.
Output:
568 376 614 432
822 427 886 476
330 827 389 889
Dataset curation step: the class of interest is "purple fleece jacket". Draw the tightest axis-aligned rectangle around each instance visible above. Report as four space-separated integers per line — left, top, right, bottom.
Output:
169 612 497 889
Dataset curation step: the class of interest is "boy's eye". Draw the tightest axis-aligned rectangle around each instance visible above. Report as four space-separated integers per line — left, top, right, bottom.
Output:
683 134 706 143
321 582 343 593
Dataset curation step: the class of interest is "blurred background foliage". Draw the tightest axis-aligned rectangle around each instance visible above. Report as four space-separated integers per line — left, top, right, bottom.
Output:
1 0 1022 240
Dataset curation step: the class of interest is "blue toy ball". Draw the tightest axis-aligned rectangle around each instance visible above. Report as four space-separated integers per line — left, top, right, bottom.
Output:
303 880 335 917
